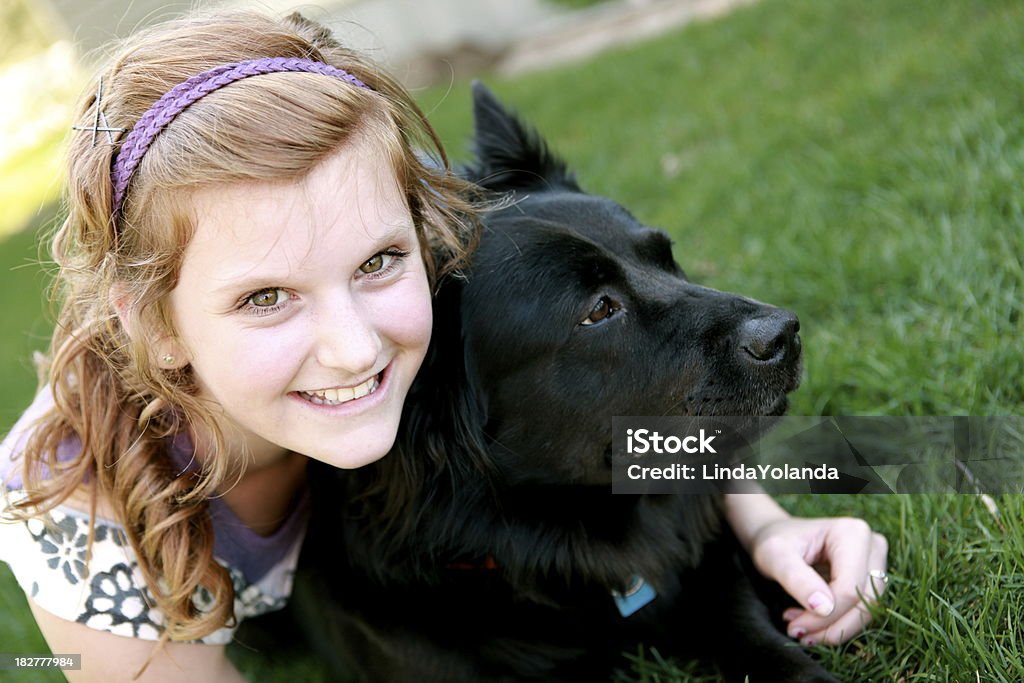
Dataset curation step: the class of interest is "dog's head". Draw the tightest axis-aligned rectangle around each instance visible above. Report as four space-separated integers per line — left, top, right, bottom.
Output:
443 84 803 486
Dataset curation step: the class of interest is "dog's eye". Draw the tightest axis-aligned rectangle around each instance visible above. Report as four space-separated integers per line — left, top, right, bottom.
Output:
581 297 620 326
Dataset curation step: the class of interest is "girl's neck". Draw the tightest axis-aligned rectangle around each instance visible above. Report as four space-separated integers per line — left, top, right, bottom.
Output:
188 421 309 536
219 451 308 536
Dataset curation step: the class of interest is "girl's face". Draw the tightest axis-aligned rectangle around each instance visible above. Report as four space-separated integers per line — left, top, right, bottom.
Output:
167 132 432 469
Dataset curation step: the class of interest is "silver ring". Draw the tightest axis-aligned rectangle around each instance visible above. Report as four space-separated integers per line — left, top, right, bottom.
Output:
868 569 889 584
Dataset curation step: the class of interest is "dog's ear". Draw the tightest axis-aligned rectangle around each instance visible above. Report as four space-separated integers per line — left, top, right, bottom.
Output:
466 81 580 192
397 276 491 479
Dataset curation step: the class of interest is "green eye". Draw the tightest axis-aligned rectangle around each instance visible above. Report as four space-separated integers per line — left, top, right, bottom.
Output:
249 288 287 307
360 254 384 274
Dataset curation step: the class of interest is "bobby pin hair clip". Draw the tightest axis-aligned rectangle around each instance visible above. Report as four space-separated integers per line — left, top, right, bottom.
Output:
71 76 128 146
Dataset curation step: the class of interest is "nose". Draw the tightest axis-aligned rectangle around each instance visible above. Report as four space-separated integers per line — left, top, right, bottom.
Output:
315 301 382 375
738 309 801 365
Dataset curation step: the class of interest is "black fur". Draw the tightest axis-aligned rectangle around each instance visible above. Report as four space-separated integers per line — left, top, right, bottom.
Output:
293 83 837 683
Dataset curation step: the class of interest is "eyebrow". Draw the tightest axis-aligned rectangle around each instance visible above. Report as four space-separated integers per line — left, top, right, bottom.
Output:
207 223 416 296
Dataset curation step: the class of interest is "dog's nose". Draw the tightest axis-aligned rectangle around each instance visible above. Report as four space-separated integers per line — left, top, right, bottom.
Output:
738 310 800 364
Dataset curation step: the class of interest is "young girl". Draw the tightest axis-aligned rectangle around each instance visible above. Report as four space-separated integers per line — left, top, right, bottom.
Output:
0 10 482 681
1 9 885 681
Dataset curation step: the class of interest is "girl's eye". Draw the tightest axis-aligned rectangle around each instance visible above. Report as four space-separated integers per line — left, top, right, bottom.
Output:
359 249 411 277
247 288 289 308
360 254 385 274
581 296 621 326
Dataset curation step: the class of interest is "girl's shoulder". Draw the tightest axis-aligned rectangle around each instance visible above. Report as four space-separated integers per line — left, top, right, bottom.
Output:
1 389 310 644
1 387 65 490
0 492 159 637
1 487 306 644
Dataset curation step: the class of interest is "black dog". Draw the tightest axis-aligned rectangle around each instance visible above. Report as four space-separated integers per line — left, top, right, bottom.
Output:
293 84 838 683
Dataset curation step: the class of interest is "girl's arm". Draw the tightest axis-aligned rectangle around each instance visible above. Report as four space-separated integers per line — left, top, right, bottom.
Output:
723 492 888 646
28 600 247 683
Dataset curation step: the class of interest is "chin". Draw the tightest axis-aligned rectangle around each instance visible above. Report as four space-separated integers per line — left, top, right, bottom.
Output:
313 437 397 470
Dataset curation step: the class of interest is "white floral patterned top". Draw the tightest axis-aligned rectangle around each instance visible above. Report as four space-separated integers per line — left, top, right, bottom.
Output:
0 389 310 644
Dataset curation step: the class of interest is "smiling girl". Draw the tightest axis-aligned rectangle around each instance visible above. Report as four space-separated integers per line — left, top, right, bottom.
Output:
0 11 479 681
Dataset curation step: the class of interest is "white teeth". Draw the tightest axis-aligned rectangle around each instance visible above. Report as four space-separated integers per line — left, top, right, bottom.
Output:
301 374 380 406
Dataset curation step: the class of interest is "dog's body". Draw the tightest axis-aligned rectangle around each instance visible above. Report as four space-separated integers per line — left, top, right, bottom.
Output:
294 85 838 683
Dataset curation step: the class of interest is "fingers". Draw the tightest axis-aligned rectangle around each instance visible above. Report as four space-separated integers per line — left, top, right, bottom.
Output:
748 514 890 646
799 598 871 646
801 544 887 646
751 532 835 618
820 518 876 615
786 528 889 644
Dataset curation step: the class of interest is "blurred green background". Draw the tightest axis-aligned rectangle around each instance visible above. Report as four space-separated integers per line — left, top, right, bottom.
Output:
2 0 1022 680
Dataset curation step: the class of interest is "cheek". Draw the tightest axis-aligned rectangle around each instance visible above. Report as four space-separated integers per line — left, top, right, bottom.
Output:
193 327 307 398
172 299 308 395
374 274 433 351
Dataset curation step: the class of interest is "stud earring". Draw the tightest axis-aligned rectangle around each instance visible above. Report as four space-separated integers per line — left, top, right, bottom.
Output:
162 354 175 365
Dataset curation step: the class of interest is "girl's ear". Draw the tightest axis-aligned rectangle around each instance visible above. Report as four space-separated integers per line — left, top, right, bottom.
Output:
110 284 190 370
110 282 136 337
153 338 190 370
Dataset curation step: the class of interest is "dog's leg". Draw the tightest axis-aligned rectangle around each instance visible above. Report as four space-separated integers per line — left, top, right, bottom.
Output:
713 570 842 683
670 539 842 683
655 532 839 683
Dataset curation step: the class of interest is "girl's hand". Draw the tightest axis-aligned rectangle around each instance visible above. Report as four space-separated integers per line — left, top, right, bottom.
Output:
748 515 888 646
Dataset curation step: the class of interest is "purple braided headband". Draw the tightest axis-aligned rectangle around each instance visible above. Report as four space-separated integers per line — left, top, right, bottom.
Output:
110 57 372 216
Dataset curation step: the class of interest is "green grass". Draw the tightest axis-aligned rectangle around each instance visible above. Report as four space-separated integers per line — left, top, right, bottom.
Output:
0 210 53 425
2 0 1023 680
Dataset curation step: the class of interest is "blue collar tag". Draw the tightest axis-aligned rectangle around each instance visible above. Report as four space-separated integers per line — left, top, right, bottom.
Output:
611 575 657 617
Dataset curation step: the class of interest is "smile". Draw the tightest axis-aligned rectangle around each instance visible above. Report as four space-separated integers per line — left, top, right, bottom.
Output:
299 373 381 406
